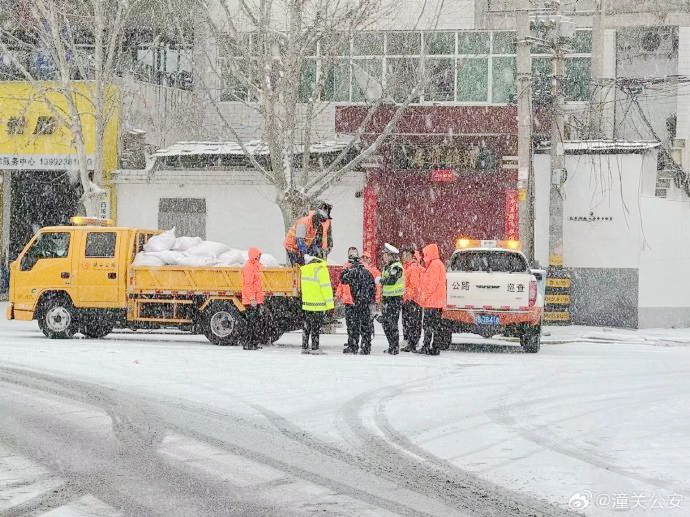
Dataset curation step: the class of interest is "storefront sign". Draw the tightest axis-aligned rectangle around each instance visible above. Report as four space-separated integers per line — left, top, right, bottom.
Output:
430 169 456 182
0 154 95 170
505 189 519 240
363 185 377 257
99 191 112 219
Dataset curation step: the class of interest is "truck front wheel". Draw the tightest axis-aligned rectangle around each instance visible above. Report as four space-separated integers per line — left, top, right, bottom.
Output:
520 326 541 353
38 297 78 339
203 302 241 346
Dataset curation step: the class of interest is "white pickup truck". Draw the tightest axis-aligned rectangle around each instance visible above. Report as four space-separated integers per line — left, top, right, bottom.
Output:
437 240 545 353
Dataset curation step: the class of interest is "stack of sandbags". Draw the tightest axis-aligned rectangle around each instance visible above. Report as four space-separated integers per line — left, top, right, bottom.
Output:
132 228 282 268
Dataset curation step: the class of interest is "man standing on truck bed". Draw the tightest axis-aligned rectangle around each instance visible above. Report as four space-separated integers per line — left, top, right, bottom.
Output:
418 243 447 356
284 201 332 265
241 247 265 350
300 254 334 354
378 243 404 355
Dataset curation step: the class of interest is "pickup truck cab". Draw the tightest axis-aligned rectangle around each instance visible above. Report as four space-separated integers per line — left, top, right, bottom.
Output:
6 218 301 345
439 239 545 353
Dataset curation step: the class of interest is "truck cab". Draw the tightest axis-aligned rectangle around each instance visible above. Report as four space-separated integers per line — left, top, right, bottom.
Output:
439 239 545 353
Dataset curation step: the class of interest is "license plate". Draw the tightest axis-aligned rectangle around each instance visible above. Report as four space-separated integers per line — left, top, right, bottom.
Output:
476 315 499 325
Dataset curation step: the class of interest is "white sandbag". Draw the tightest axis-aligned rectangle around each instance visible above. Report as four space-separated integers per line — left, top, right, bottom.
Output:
171 236 203 251
132 252 166 267
260 254 281 267
175 255 220 267
149 250 186 265
185 241 231 258
218 249 243 266
143 228 176 252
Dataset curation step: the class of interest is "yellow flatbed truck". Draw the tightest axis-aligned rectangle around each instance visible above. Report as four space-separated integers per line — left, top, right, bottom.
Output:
6 219 301 344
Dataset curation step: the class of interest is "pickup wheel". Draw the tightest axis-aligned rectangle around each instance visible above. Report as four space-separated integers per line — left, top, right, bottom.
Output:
38 297 78 339
521 326 541 353
203 302 240 346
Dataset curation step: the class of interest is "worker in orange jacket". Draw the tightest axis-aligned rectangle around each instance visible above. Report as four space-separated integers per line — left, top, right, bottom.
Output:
418 243 447 356
241 247 265 350
283 201 332 265
401 246 423 352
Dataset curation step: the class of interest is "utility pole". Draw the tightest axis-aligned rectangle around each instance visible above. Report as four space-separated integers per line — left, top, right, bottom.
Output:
548 30 566 268
516 0 533 261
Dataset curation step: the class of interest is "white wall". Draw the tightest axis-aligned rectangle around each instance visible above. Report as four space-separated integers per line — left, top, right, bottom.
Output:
534 152 652 269
114 170 364 264
638 196 690 309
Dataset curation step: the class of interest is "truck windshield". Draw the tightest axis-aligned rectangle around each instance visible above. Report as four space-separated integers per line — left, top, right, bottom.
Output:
450 250 527 273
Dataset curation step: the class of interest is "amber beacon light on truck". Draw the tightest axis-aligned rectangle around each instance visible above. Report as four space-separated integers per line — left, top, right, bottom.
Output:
455 237 521 250
70 216 114 227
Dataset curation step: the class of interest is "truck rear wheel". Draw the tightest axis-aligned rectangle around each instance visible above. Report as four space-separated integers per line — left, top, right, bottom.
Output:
38 297 77 339
521 327 541 353
203 302 241 346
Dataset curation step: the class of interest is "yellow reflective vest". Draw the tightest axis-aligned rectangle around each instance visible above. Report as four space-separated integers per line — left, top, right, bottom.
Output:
300 258 335 311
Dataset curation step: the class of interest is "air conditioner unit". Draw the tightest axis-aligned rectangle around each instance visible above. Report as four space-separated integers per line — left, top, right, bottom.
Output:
655 173 672 198
639 27 675 55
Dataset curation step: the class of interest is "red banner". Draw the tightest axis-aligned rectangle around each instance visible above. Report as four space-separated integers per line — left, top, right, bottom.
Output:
363 185 377 257
505 189 519 241
430 169 456 182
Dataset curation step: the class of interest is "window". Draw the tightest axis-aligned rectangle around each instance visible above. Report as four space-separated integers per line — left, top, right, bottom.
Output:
20 232 71 271
7 116 26 135
492 57 516 103
159 198 206 240
565 57 591 101
353 32 383 55
34 116 56 135
85 232 116 258
457 58 488 102
425 32 455 55
493 32 516 54
351 58 383 102
323 60 350 101
572 30 593 53
387 32 421 55
386 58 421 103
298 60 317 102
426 58 454 101
458 32 489 54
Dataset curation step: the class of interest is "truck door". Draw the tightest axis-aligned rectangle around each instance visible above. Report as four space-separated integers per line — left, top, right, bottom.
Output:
75 230 124 307
12 231 74 312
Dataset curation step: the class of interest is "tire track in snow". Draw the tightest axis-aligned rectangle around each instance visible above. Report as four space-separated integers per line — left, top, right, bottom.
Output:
335 378 575 516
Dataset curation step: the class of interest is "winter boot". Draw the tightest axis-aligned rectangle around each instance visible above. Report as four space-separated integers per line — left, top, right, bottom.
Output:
360 347 370 355
310 348 326 355
343 347 358 354
401 344 417 352
301 348 311 354
414 346 430 355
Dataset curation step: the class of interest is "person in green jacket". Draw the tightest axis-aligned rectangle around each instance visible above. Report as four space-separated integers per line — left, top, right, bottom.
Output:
300 254 334 355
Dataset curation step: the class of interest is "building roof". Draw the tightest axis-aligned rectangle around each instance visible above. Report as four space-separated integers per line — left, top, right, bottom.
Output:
536 140 661 154
151 140 351 158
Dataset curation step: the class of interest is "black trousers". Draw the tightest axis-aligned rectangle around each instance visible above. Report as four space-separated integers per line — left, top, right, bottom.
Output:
345 305 373 353
244 305 262 345
381 297 402 351
302 311 325 349
402 301 422 347
422 308 442 351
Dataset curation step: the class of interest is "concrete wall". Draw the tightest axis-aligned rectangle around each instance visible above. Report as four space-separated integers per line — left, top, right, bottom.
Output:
534 150 664 327
113 169 365 264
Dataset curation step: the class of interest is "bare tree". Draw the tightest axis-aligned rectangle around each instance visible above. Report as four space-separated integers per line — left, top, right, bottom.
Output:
0 0 137 216
172 0 439 229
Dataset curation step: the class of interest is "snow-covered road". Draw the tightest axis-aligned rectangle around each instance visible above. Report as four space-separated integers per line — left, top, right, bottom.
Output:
1 309 688 516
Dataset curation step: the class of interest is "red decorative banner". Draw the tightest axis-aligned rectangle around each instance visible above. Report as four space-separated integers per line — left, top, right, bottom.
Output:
505 189 519 241
430 169 456 182
363 185 378 257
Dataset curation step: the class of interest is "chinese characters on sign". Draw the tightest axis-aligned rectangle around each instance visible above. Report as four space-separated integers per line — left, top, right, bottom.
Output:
0 154 95 171
505 189 519 241
430 169 456 183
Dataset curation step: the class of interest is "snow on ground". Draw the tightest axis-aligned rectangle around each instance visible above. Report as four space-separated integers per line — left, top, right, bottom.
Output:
0 302 689 515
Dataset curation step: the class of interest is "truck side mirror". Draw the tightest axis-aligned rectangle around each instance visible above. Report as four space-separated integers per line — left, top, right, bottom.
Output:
529 269 545 281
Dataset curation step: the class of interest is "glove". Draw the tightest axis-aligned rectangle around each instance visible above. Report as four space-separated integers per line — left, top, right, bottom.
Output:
369 304 377 318
250 300 257 308
374 276 381 285
297 238 308 255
